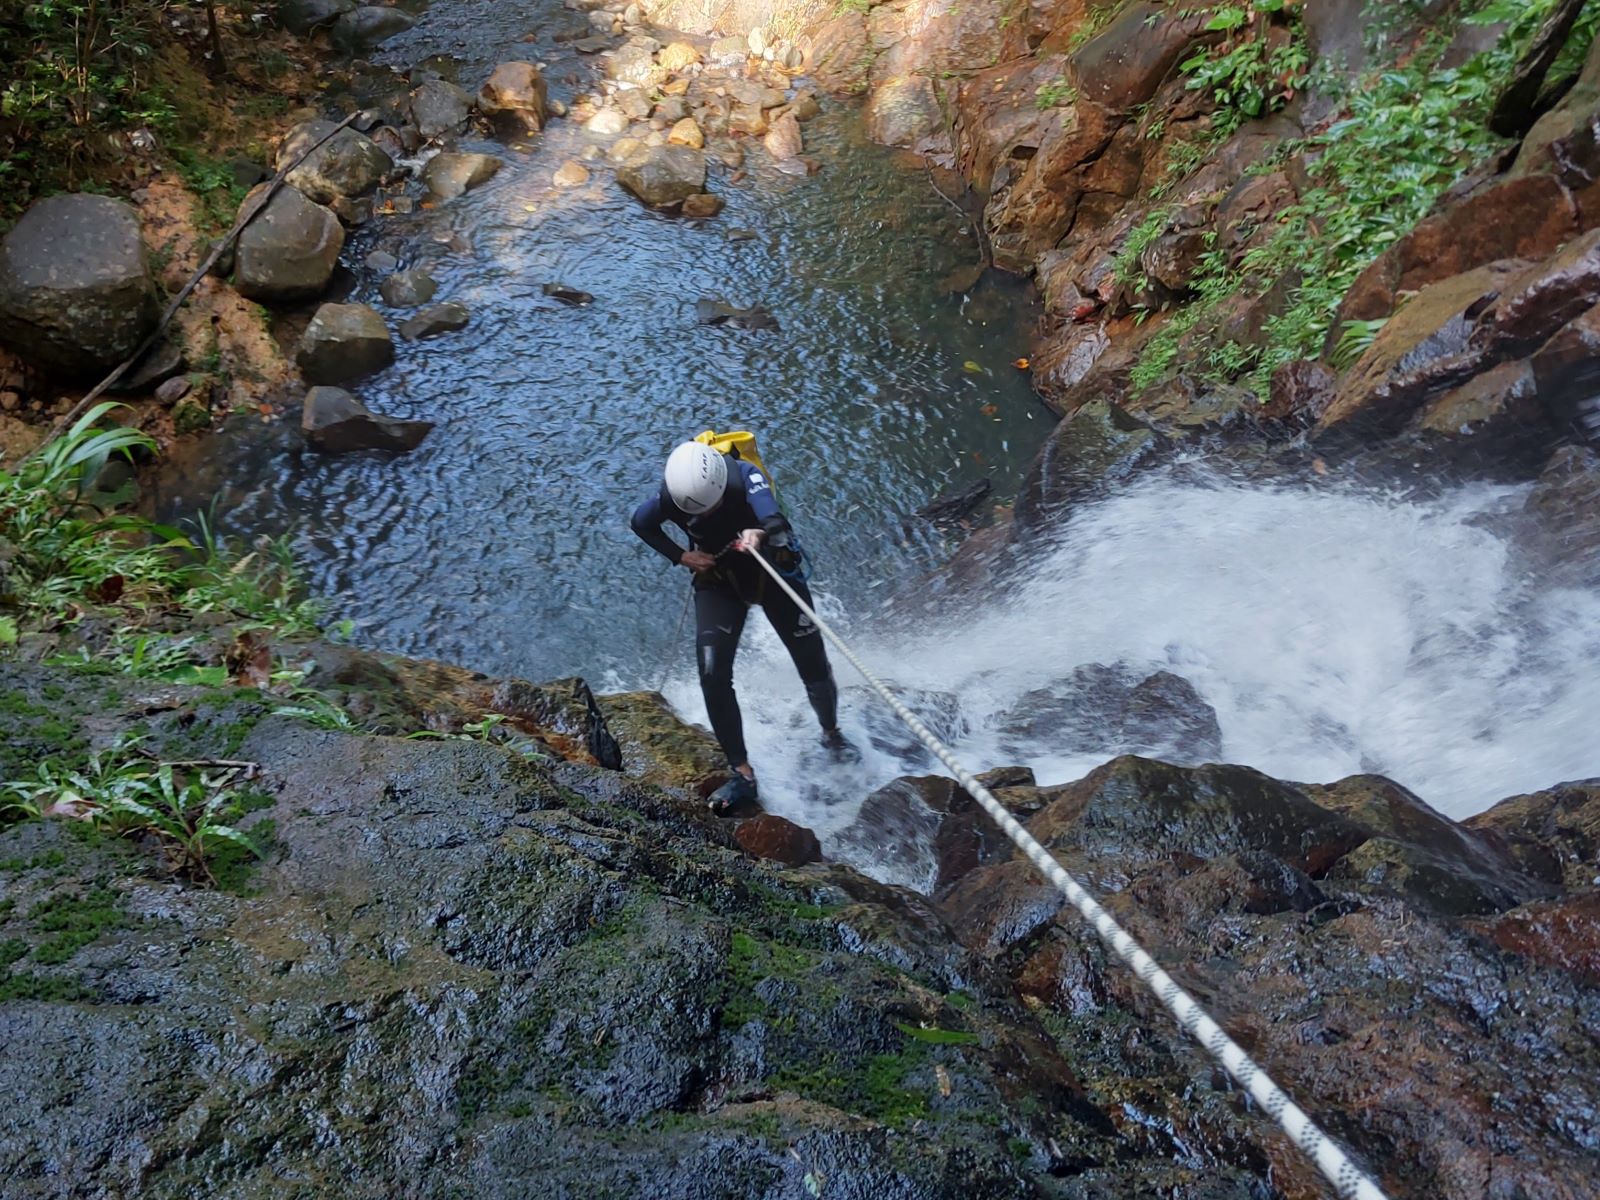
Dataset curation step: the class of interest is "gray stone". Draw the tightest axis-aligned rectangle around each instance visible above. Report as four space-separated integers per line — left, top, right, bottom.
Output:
410 79 473 140
422 152 502 200
234 185 345 304
296 303 395 385
616 88 651 121
616 145 706 209
400 302 470 340
0 194 159 378
378 269 437 308
330 5 414 51
279 120 393 206
478 62 549 132
155 376 191 405
278 0 354 34
302 386 433 452
763 112 802 161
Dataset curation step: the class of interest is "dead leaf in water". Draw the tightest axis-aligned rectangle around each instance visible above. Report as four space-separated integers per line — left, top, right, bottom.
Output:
935 1064 953 1097
1012 357 1030 369
963 360 984 374
980 404 998 416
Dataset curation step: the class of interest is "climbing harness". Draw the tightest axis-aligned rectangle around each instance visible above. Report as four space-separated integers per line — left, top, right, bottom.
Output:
743 549 1390 1200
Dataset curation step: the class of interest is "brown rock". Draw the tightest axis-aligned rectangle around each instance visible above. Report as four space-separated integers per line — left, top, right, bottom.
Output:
668 117 705 149
863 75 945 151
478 61 549 132
1260 359 1336 429
1480 893 1600 985
984 102 1121 271
552 160 590 187
762 112 802 160
1410 358 1552 462
155 376 192 405
734 814 822 866
657 40 700 72
680 192 724 219
727 104 768 136
1067 2 1210 111
1338 174 1577 325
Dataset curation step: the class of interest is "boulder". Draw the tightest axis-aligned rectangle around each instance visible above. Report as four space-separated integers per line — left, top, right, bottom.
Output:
606 39 665 86
1468 778 1600 892
615 89 652 121
233 185 345 304
863 76 944 150
410 79 473 140
1409 358 1552 464
478 62 549 132
542 282 594 306
378 269 437 308
763 112 802 161
1259 359 1337 430
296 303 394 385
616 145 706 209
0 194 159 378
1014 400 1160 530
279 120 394 206
302 386 433 453
1068 2 1209 110
400 302 470 340
996 663 1222 763
422 152 502 200
837 775 1018 895
734 814 822 866
331 5 414 51
278 0 355 34
595 691 726 797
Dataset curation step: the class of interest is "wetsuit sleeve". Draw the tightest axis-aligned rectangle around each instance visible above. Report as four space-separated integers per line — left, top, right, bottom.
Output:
740 463 790 537
631 495 685 565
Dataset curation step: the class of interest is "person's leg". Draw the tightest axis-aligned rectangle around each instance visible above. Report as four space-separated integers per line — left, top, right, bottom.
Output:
694 583 751 770
760 576 841 734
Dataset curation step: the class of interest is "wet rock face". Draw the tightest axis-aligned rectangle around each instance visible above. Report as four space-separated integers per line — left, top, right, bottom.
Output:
932 755 1600 1199
233 184 345 303
331 4 414 51
734 814 822 865
1014 400 1160 530
410 78 473 140
0 194 160 378
1067 3 1209 111
280 120 394 206
0 694 1191 1200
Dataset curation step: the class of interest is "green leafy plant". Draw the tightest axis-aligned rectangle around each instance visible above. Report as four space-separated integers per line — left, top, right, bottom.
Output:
1034 78 1078 110
1 736 263 883
1331 318 1388 368
273 690 358 732
1178 0 1308 128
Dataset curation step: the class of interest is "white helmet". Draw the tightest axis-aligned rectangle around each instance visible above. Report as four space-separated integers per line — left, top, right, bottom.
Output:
664 441 727 515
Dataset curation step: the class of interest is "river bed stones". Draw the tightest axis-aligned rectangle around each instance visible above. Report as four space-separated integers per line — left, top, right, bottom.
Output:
400 302 470 340
552 160 591 187
478 61 549 133
410 78 473 140
296 303 394 384
422 152 503 200
762 112 802 160
0 194 160 378
680 193 723 218
233 185 345 304
280 120 394 206
378 269 437 308
616 145 706 209
302 386 433 452
279 0 354 34
668 117 704 149
584 108 630 135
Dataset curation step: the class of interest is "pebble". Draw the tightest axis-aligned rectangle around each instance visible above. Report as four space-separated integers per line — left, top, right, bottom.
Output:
553 160 591 187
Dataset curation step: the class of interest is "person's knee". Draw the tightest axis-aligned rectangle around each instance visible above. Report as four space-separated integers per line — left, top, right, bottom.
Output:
698 640 735 687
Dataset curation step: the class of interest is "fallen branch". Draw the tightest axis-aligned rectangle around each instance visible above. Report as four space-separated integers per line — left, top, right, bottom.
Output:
26 110 365 461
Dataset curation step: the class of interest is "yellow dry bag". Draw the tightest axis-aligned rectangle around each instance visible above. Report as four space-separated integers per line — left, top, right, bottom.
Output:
693 429 769 478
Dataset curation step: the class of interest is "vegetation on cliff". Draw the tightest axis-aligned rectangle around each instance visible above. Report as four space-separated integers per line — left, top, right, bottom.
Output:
1130 0 1600 393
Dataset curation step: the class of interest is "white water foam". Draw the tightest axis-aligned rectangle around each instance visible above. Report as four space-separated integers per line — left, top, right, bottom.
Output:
655 474 1600 884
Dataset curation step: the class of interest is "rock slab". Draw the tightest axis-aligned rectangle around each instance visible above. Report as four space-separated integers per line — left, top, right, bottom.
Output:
296 303 395 385
302 386 433 453
233 185 344 304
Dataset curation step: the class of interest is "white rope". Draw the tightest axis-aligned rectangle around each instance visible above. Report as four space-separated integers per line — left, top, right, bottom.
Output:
746 550 1389 1200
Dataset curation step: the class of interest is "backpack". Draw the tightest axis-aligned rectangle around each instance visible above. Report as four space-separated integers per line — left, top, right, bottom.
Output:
694 430 779 502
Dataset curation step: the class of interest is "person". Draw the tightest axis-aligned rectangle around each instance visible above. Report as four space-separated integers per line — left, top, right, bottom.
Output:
631 440 859 813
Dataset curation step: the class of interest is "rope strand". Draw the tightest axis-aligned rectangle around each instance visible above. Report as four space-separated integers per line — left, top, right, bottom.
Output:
744 550 1389 1200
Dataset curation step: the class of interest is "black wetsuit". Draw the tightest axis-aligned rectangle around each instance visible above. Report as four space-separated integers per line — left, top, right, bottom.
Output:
631 457 838 768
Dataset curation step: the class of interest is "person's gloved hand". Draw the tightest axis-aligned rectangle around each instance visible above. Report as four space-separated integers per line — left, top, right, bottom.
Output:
735 528 765 554
681 550 716 572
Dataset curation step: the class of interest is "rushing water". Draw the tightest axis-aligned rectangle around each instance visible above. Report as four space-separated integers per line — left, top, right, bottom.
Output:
687 473 1600 882
151 3 1600 873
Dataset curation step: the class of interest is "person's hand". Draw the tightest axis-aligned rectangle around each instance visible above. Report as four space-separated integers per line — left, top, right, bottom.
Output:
736 528 765 554
681 550 716 572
